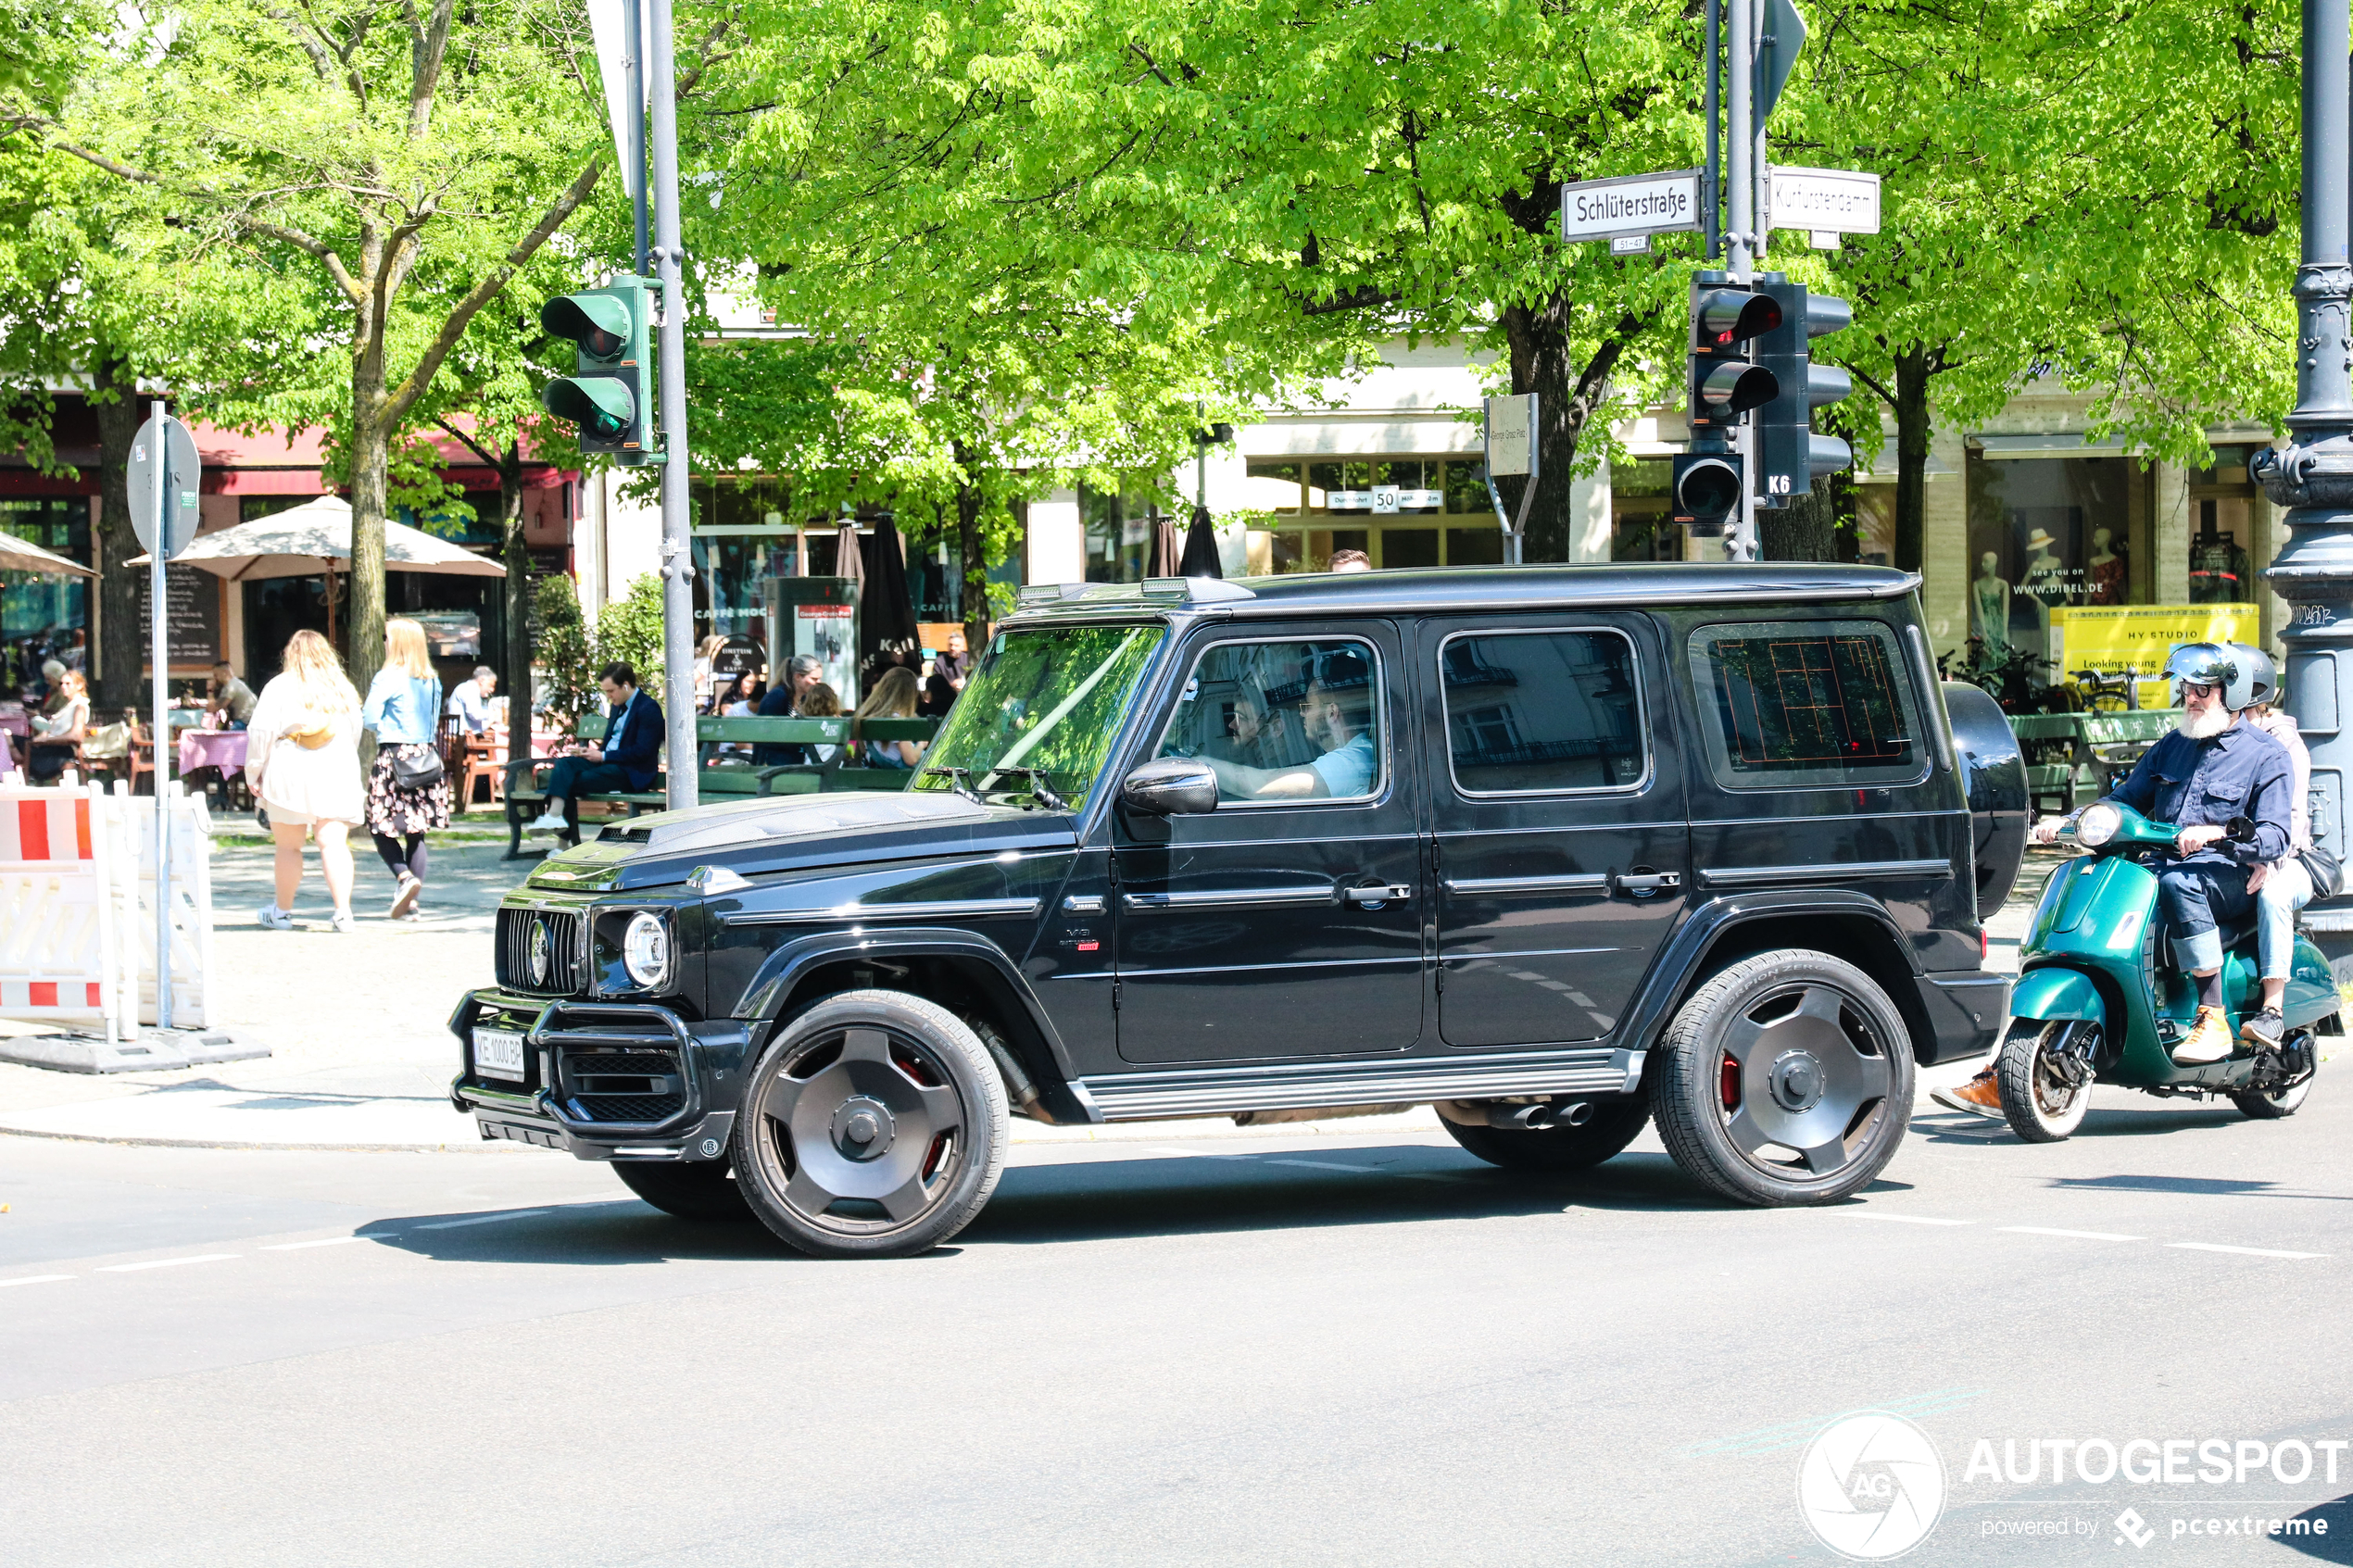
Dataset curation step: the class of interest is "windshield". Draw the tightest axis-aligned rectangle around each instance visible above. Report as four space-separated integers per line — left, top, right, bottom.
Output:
911 623 1166 808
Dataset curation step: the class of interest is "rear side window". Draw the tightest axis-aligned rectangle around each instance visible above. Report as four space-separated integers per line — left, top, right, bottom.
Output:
1688 620 1924 789
1441 630 1646 795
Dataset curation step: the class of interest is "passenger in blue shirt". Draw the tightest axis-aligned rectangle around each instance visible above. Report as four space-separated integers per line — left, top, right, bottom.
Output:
527 662 665 846
1202 647 1379 801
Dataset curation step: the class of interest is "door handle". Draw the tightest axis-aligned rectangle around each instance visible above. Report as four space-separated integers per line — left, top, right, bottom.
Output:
1611 871 1681 897
1342 884 1414 905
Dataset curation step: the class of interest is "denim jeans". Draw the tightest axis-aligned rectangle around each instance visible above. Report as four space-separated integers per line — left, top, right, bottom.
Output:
2259 858 2314 982
2159 858 2253 973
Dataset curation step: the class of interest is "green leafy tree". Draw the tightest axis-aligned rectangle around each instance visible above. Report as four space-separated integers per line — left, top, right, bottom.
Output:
533 571 598 725
594 573 668 707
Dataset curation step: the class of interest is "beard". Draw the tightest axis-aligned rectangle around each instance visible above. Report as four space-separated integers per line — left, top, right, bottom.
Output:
2178 705 2232 740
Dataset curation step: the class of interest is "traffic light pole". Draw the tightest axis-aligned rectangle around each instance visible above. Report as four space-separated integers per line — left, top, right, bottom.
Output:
1723 0 1760 562
2257 0 2353 976
648 0 697 810
627 0 649 276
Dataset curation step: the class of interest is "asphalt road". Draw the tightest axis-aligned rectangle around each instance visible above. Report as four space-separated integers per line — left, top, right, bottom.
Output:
4 1086 2351 1568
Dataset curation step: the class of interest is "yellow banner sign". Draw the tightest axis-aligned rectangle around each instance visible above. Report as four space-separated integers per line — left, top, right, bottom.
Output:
2055 604 2258 701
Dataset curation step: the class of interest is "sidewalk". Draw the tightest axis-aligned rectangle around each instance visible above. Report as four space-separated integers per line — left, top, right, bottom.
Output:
0 829 2055 1153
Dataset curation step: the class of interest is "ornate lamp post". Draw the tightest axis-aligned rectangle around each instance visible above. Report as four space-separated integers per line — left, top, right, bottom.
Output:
2256 0 2353 972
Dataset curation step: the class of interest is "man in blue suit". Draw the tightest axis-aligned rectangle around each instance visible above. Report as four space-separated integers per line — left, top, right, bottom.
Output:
527 662 664 844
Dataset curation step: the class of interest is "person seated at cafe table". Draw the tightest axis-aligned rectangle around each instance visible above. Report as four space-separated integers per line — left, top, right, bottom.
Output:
447 665 498 734
208 661 258 730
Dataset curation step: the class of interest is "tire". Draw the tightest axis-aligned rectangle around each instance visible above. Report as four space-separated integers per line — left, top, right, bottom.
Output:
1441 1098 1651 1172
1651 950 1916 1207
2232 1073 2315 1121
612 1158 754 1222
1995 1019 2095 1143
732 989 1009 1259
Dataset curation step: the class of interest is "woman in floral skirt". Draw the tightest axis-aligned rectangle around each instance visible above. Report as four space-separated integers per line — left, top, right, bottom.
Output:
361 618 451 920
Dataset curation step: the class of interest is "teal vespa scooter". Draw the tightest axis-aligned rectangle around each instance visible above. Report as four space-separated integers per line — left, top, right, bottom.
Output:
1994 799 2338 1141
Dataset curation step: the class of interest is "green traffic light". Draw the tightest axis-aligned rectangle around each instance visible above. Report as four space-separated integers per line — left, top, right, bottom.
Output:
541 293 634 361
542 376 636 439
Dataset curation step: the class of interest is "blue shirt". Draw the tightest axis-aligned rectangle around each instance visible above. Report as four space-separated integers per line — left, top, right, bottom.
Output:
2107 719 2293 867
1309 730 1378 798
363 670 442 746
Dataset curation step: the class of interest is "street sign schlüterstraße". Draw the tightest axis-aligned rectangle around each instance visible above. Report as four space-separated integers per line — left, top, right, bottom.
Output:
1768 167 1881 236
1559 169 1703 244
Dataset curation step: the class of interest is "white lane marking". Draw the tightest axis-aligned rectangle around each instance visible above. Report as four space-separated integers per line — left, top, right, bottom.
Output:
1844 1212 1973 1226
416 1209 550 1231
2169 1242 2329 1261
97 1254 239 1273
261 1236 371 1251
0 1274 73 1288
1999 1225 2144 1242
1264 1158 1378 1173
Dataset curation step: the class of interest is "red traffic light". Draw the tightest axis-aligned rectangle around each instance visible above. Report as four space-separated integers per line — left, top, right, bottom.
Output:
1694 288 1782 347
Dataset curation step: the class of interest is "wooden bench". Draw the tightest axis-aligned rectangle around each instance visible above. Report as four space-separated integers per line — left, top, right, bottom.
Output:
502 713 666 858
2009 709 2183 817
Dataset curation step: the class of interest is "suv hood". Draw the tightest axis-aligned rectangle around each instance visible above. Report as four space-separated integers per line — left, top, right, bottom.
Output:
523 789 1080 894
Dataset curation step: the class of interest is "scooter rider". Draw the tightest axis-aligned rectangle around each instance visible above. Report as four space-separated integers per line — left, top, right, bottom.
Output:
1936 644 2293 1112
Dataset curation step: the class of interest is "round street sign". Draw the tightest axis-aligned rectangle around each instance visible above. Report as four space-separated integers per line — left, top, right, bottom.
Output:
128 413 201 558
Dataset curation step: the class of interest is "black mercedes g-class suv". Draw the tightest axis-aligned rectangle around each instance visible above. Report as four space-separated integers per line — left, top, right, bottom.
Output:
451 564 2027 1257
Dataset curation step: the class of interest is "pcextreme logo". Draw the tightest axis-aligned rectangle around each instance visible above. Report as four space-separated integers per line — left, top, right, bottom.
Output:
1797 1412 1948 1560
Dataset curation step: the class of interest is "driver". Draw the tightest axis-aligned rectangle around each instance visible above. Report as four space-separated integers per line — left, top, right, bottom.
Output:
1200 649 1377 801
1938 644 2292 1110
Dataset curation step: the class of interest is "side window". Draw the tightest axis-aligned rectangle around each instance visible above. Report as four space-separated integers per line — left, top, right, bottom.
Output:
1152 638 1384 804
1441 630 1646 795
1688 619 1925 789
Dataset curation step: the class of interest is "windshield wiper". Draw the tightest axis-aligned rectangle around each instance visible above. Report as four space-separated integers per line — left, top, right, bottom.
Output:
921 766 984 803
988 766 1067 810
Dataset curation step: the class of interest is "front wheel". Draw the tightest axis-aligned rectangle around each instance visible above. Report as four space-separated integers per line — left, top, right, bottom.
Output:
732 989 1008 1259
1995 1020 2096 1143
1650 950 1915 1206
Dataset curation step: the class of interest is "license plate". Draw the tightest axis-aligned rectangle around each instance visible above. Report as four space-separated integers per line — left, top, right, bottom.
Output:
472 1027 527 1083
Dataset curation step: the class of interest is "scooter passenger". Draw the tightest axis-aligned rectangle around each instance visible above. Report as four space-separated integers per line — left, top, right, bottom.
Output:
2234 645 2313 1052
1937 645 2293 1113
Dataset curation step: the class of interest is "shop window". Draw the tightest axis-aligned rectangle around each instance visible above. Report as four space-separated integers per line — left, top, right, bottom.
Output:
1 496 91 695
1381 529 1439 569
1854 486 1896 568
1966 456 2133 669
1611 458 1679 562
1446 526 1504 566
1244 460 1302 514
1443 461 1489 515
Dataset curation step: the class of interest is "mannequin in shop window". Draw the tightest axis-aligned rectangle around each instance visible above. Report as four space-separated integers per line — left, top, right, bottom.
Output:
2088 527 2127 605
1970 553 2010 655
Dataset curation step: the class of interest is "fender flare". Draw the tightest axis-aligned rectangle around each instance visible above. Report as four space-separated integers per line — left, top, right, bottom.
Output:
2005 965 2108 1028
1618 889 1927 1056
732 925 1080 1085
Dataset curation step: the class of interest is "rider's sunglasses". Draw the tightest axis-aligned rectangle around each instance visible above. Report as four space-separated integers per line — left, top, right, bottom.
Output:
2182 680 2219 699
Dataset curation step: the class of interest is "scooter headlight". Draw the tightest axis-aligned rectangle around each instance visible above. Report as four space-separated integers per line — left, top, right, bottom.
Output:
2075 802 2121 848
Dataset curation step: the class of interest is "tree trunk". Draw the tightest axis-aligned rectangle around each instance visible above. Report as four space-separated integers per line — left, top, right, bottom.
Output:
88 358 145 713
955 477 988 650
1500 295 1651 563
1893 346 1932 575
348 328 389 699
500 443 531 773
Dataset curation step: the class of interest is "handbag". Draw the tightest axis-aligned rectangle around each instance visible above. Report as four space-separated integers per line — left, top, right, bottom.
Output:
2300 844 2344 900
391 744 445 790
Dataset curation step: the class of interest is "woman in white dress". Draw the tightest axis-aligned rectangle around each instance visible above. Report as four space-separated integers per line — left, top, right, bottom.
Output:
245 629 364 932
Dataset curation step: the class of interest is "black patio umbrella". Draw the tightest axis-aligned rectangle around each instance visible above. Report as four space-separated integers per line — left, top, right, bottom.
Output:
1146 509 1183 578
1178 504 1224 579
858 511 923 684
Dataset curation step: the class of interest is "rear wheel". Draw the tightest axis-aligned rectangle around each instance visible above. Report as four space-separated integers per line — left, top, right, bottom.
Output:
612 1158 752 1222
732 989 1008 1259
2232 1052 2315 1120
1441 1098 1651 1172
1650 951 1914 1206
1995 1020 2096 1143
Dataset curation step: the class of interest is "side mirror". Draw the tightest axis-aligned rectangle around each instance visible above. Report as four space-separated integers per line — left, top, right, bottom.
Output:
1121 756 1218 816
2226 814 2258 845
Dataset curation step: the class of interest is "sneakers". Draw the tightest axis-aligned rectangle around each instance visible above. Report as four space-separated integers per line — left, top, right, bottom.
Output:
527 809 569 834
257 905 295 931
329 911 357 934
1930 1068 2004 1117
2240 1007 2286 1049
389 872 422 920
2173 1005 2236 1064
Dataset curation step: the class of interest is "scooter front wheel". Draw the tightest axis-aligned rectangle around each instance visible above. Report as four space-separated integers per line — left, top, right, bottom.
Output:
1995 1020 2095 1142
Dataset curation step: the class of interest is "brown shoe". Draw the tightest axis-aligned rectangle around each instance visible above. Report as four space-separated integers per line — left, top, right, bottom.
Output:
1930 1068 2004 1116
2173 1005 2235 1064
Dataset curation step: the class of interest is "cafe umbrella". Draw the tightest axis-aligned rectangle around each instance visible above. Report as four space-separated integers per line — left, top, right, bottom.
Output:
1178 505 1224 579
858 511 923 683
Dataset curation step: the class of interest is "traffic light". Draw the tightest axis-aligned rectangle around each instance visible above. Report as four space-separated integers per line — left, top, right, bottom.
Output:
1687 272 1781 437
540 275 659 464
1753 276 1854 507
1671 450 1744 536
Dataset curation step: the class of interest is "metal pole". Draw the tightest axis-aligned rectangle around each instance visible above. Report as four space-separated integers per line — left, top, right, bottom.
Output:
148 400 171 1034
648 0 696 810
1704 0 1721 260
627 0 648 277
2258 0 2353 976
1725 0 1759 561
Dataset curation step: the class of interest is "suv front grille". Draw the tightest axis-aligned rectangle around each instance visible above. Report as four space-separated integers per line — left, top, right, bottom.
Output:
558 1043 688 1125
496 908 588 995
573 1093 686 1124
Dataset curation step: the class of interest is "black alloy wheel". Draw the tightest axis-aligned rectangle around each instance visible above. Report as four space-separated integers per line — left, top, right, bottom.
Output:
733 989 1008 1259
612 1158 753 1222
1441 1097 1652 1172
1652 951 1916 1205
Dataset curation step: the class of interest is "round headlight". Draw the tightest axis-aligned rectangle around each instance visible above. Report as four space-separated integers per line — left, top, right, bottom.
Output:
2075 802 2121 848
623 910 672 989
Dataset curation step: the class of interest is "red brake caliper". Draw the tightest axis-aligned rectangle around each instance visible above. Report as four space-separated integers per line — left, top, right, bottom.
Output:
1719 1052 1741 1111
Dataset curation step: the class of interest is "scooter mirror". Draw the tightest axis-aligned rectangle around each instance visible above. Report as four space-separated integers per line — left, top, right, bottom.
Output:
2225 814 2257 844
